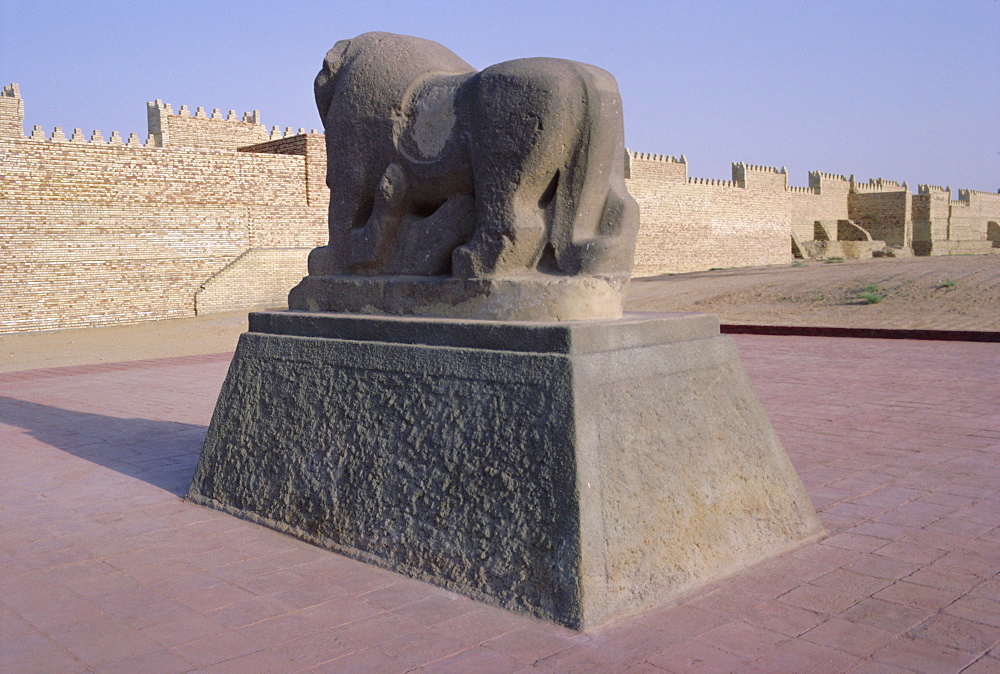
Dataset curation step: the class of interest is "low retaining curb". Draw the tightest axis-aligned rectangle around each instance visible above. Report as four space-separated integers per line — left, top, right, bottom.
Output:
721 324 1000 342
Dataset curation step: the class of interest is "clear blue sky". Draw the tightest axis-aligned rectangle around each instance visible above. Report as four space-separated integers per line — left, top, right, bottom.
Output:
2 0 997 192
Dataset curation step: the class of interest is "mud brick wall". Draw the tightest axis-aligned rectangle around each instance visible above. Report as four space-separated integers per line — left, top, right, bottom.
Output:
4 82 999 333
949 190 1000 242
147 100 270 150
241 134 328 207
787 173 851 241
0 201 251 331
1 101 328 333
0 139 312 205
912 186 951 250
626 155 791 275
848 185 912 248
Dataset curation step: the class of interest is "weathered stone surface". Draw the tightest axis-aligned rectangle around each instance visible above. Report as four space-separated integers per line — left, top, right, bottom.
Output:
288 274 626 321
188 311 822 630
288 32 640 320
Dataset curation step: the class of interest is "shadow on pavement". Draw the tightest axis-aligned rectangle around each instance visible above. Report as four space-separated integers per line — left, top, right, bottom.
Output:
0 395 206 497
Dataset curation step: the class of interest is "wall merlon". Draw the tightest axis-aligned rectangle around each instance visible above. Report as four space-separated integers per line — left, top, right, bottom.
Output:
0 82 25 138
918 184 950 195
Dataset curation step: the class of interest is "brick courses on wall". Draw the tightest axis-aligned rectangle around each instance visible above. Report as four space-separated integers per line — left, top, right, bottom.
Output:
787 172 851 242
240 134 329 207
1 88 328 333
194 248 313 315
626 155 791 275
2 82 999 333
847 180 912 249
912 186 999 255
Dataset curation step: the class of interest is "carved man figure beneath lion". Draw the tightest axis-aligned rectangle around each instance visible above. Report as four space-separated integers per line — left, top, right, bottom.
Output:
289 32 640 320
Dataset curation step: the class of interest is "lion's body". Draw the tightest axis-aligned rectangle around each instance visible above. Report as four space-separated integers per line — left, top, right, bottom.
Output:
306 31 638 282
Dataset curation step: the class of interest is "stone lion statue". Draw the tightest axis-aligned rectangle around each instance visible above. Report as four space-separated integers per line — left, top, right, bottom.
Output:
289 32 639 320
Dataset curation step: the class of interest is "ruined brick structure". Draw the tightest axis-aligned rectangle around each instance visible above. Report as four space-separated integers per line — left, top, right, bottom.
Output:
627 153 1000 274
2 83 998 333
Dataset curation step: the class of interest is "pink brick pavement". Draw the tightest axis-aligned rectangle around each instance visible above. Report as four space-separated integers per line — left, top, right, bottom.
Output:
1 335 998 672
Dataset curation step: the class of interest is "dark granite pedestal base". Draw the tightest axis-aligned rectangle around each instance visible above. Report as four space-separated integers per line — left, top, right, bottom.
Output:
187 311 821 630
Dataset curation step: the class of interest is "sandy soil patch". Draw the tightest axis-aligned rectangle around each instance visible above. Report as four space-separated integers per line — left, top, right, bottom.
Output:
626 254 1000 331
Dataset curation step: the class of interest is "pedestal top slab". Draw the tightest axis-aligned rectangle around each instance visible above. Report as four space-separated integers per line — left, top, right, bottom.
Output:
248 310 721 355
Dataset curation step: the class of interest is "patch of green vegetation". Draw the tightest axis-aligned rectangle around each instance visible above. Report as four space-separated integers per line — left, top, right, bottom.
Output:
824 257 845 264
858 285 885 304
937 279 957 289
792 261 805 267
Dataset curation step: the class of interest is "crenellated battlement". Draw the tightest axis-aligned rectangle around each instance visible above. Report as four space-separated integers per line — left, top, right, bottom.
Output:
24 124 157 147
851 177 909 193
147 98 272 149
624 148 687 181
806 170 850 193
687 176 737 187
809 171 849 182
959 188 1000 199
629 151 686 164
733 162 786 175
732 162 787 190
268 125 313 141
918 184 951 195
3 85 317 150
148 99 261 126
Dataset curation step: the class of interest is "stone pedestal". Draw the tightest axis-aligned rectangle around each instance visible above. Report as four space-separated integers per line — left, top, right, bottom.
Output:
288 274 627 321
188 311 822 630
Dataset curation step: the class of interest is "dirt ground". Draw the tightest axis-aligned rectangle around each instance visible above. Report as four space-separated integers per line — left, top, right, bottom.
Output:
2 254 997 373
626 254 1000 331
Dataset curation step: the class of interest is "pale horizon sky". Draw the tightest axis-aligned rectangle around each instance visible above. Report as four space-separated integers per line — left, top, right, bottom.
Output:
2 0 997 193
